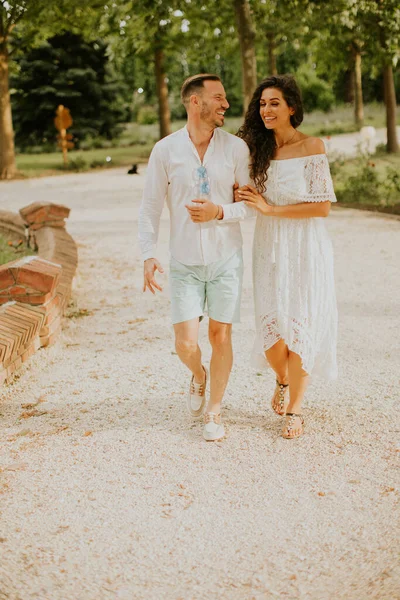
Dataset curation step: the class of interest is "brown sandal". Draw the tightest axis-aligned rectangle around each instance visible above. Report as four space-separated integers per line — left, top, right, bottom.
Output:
282 413 304 439
271 380 289 416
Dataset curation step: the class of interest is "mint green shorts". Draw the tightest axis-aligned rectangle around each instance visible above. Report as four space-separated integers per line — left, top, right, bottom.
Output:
169 250 243 325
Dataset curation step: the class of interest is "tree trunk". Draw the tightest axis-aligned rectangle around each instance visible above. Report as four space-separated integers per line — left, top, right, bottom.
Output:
352 44 364 127
234 0 257 114
344 69 355 104
383 62 399 153
154 46 171 140
266 31 277 76
0 46 17 179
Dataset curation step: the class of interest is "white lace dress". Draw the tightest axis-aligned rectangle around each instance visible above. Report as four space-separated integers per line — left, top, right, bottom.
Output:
252 154 338 379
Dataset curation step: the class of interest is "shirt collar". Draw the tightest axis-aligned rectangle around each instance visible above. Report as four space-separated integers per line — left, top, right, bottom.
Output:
183 124 217 164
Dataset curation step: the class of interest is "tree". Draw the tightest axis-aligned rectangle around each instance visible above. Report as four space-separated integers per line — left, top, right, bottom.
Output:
113 1 185 139
0 0 104 179
351 38 365 126
136 3 174 139
252 0 310 78
364 0 400 152
0 1 25 178
176 0 243 115
11 32 126 148
233 0 257 113
306 1 366 126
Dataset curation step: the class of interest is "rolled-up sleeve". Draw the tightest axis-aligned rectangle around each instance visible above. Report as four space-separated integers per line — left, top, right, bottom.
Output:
138 144 168 261
220 139 256 222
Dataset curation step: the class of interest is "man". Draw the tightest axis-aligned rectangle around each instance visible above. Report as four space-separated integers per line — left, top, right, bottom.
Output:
138 73 254 442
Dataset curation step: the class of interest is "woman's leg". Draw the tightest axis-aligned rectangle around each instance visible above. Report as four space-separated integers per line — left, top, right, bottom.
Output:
284 350 309 437
265 339 289 382
265 339 289 413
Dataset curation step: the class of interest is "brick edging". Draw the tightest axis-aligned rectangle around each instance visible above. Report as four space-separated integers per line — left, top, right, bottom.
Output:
35 226 78 312
0 203 78 385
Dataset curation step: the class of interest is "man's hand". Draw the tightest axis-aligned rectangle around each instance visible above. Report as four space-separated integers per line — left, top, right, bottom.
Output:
185 199 219 223
143 258 164 294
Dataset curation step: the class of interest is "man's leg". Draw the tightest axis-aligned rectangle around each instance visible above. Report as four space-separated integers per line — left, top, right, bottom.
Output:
173 318 205 384
206 319 233 413
204 250 242 416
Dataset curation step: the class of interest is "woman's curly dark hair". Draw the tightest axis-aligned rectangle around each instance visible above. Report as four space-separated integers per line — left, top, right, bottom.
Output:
237 75 304 192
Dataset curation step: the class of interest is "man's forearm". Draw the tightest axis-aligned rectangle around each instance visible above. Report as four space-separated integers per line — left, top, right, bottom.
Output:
138 207 161 260
218 200 255 223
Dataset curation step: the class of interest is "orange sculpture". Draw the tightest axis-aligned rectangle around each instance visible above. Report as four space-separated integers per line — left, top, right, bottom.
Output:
54 105 74 165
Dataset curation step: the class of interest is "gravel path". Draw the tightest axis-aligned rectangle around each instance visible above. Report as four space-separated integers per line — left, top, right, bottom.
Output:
322 125 400 157
0 167 399 600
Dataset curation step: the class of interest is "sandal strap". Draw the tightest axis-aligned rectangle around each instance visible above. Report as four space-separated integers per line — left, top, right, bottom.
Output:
276 380 288 411
285 413 304 425
276 380 289 388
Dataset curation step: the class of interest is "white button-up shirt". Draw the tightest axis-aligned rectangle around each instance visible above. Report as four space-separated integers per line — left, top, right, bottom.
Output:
138 125 254 266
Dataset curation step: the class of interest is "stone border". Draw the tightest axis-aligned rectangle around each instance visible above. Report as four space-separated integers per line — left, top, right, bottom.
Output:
0 203 78 385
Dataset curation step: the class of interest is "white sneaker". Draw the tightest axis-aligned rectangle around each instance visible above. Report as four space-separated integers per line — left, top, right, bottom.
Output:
187 366 208 418
203 412 225 442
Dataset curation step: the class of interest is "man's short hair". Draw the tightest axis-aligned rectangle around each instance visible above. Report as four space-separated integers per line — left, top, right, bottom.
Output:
180 73 222 106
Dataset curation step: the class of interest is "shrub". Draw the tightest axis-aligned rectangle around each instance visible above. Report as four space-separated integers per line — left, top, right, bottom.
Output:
89 158 113 169
137 106 158 125
374 142 387 153
336 162 380 204
383 166 400 203
296 65 335 113
328 156 346 178
334 157 400 209
60 156 88 171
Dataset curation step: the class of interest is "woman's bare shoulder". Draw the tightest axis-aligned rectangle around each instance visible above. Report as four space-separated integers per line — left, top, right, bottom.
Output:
300 136 326 155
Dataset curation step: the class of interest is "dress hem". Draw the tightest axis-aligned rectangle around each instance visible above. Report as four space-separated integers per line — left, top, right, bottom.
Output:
251 333 338 381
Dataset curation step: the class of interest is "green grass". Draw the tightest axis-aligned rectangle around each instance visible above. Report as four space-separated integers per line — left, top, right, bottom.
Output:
0 234 35 266
299 102 391 136
16 144 154 178
12 103 398 179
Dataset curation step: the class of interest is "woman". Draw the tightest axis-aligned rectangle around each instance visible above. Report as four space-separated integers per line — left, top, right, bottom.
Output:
236 75 338 439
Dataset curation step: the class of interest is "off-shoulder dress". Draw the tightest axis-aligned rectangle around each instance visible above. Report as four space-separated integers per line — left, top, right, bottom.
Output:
252 153 338 379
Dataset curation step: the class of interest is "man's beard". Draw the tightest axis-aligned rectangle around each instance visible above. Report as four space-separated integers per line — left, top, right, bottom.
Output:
200 104 222 127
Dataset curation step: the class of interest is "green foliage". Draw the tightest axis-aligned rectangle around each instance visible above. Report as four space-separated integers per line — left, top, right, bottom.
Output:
295 64 335 112
103 0 245 117
61 156 88 171
375 142 387 153
383 166 400 202
89 158 114 169
2 0 399 156
332 151 400 211
79 136 113 151
11 32 127 149
137 106 159 125
12 106 393 178
336 161 381 203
